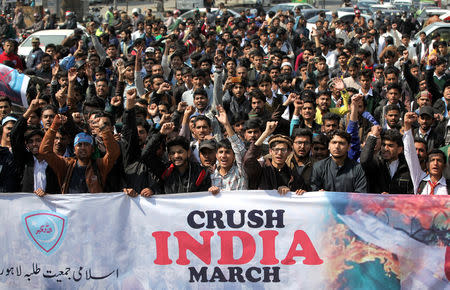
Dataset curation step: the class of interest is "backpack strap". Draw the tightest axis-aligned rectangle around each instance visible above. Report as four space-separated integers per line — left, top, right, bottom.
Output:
161 164 174 180
195 169 206 187
417 179 427 195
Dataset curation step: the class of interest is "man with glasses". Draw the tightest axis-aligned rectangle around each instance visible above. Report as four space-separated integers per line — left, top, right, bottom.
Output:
244 121 306 195
286 128 314 190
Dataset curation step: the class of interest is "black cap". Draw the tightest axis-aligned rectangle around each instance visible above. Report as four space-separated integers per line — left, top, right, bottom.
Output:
199 139 217 151
419 106 434 117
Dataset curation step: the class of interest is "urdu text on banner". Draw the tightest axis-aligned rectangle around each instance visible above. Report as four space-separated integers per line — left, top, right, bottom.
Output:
0 191 448 289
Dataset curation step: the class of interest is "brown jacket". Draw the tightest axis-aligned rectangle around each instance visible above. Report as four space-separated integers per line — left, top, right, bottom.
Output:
39 127 120 194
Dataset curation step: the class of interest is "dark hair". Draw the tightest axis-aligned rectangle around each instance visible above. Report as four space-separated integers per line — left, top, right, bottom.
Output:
322 112 340 123
192 69 206 78
94 111 115 126
136 118 150 133
304 79 316 88
150 74 164 84
41 105 57 115
193 88 208 98
386 83 401 93
276 73 293 84
329 129 351 144
382 129 403 147
249 89 266 103
436 57 448 67
134 105 148 118
41 53 52 60
427 149 446 164
0 96 11 106
302 96 316 108
166 136 190 152
96 78 108 84
384 66 399 76
193 115 211 127
292 128 313 141
24 127 44 142
258 74 272 86
244 118 263 132
385 104 400 113
45 43 56 51
230 111 248 126
317 71 329 81
318 90 331 98
360 69 373 80
312 133 328 145
217 138 233 151
414 137 428 151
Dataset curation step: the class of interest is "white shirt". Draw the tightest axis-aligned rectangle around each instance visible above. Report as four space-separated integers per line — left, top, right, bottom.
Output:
419 176 448 195
323 50 337 70
181 84 213 106
403 129 448 195
33 157 48 192
420 41 427 60
359 88 373 100
388 159 399 179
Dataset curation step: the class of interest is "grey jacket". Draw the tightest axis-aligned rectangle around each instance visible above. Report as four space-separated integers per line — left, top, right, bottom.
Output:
310 156 367 193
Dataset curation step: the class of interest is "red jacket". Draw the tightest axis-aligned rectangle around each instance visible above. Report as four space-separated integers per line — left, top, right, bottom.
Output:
0 52 24 71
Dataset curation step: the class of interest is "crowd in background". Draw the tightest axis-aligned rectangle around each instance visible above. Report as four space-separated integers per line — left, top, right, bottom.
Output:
0 3 449 196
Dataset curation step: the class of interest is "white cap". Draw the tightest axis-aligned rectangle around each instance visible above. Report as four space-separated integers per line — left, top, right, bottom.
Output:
281 62 292 68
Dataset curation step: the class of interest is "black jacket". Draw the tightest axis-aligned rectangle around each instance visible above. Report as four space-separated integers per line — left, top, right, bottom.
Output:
120 108 161 194
360 135 414 194
161 161 211 194
413 127 444 150
10 117 59 193
243 143 306 191
310 156 367 193
0 146 18 192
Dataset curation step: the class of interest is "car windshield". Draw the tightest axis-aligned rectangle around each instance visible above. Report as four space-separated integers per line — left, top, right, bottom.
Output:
22 35 69 47
307 14 332 23
269 5 293 12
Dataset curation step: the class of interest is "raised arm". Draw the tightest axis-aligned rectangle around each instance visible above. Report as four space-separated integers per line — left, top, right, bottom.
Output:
121 88 140 166
346 94 362 161
216 105 246 169
97 120 121 183
402 112 426 194
39 114 69 174
91 34 107 61
134 47 145 97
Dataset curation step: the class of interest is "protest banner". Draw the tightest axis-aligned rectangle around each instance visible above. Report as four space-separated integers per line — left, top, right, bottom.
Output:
0 191 448 289
0 63 30 108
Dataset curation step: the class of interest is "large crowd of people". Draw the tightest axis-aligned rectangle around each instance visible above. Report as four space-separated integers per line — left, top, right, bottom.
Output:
0 3 449 196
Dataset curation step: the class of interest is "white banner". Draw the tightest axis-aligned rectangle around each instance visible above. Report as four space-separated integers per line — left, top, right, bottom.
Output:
0 191 448 289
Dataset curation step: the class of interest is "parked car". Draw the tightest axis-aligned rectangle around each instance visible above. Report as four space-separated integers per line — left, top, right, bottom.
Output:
267 3 315 14
300 8 331 20
18 29 75 57
338 7 371 15
413 22 450 45
440 11 450 22
178 8 240 22
417 8 450 25
306 11 372 32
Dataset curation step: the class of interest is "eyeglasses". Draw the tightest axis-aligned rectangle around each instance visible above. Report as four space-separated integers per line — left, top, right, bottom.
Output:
271 148 288 154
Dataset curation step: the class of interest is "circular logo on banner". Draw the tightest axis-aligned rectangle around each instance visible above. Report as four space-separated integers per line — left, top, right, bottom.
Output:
22 211 68 255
